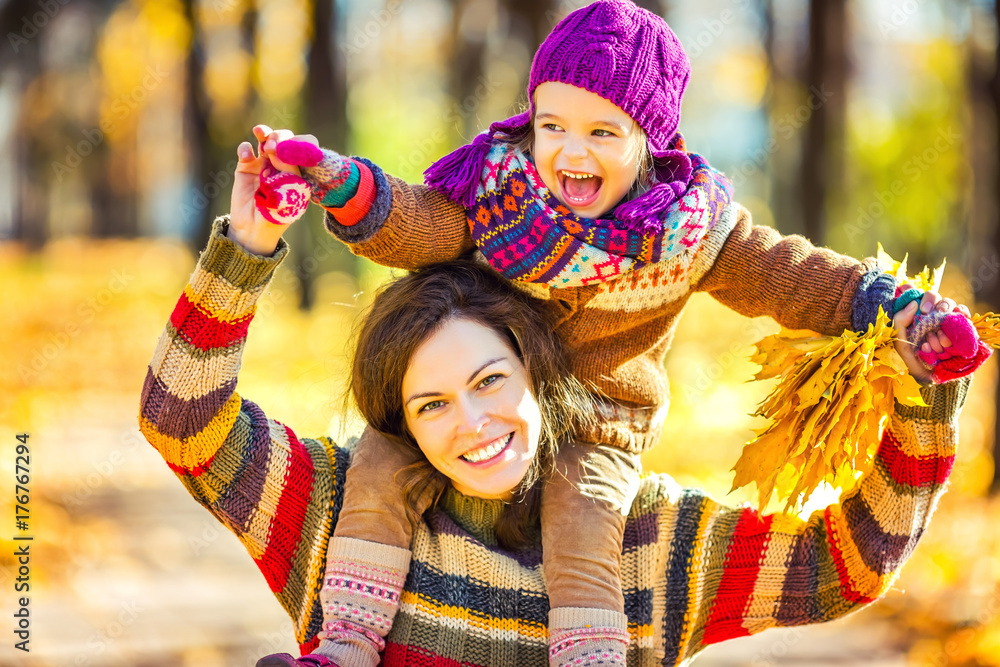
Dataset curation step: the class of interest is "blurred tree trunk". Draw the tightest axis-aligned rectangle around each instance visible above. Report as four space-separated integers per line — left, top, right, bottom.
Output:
506 0 555 103
90 149 138 238
508 0 554 48
2 0 48 247
986 0 1000 494
762 0 790 232
291 0 349 311
801 0 847 245
181 0 214 250
448 0 491 139
631 0 666 14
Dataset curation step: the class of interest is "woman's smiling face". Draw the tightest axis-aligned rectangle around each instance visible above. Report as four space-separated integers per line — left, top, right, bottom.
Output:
401 317 542 500
531 81 644 219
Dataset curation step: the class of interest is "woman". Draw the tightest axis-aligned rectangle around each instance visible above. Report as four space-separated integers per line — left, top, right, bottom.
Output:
138 141 971 666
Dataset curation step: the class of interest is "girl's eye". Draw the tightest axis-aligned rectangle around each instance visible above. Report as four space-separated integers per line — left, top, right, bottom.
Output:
593 129 614 137
417 400 444 414
478 373 503 389
541 123 562 132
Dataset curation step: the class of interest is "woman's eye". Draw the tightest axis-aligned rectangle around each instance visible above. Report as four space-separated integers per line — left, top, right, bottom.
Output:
478 373 503 389
418 400 444 414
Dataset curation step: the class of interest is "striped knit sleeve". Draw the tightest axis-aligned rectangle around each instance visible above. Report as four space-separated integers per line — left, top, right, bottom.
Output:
323 159 475 270
661 377 969 665
137 217 347 648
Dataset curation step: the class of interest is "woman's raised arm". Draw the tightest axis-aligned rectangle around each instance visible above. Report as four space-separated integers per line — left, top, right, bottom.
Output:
657 376 968 665
138 146 347 650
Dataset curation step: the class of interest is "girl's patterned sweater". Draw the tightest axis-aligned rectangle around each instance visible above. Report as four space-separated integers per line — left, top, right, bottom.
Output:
139 218 967 666
325 160 882 452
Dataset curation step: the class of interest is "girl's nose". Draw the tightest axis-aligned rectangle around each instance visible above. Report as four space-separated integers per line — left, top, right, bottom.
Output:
562 134 588 159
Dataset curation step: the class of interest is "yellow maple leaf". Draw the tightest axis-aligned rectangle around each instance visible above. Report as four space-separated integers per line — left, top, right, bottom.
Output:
732 307 924 513
878 244 944 291
973 313 1000 349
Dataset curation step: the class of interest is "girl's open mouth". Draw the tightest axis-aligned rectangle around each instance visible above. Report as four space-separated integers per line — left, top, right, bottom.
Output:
559 170 603 209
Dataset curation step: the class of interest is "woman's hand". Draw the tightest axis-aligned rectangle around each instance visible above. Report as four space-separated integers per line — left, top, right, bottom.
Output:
227 127 311 256
893 284 970 383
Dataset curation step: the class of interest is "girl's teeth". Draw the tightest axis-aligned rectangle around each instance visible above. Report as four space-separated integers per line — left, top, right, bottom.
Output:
462 434 511 463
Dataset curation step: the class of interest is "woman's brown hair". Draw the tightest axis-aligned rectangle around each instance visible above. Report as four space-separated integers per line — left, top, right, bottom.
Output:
349 259 593 549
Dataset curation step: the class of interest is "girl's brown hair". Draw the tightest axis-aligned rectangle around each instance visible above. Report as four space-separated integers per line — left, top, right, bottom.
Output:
350 259 594 549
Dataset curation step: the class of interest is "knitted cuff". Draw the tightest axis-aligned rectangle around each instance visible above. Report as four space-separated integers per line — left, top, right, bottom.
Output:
321 161 375 226
201 216 289 287
851 269 897 332
323 158 393 244
894 375 971 424
892 287 923 315
548 607 629 667
320 163 360 208
317 537 411 667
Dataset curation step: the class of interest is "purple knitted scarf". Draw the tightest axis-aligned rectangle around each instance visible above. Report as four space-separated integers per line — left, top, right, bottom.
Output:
430 131 733 288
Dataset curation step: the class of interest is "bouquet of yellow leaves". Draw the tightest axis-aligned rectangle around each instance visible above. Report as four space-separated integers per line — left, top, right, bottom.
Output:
732 247 1000 513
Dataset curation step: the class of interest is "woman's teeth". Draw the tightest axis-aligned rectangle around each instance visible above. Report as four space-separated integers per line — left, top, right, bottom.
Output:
462 434 512 463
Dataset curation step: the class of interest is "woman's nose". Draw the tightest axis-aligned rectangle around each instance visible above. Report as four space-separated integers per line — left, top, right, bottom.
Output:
455 397 489 435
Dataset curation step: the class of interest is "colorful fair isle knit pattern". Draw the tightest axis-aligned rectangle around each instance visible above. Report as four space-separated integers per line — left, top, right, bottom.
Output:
469 138 732 288
549 608 629 667
549 628 627 667
315 537 410 667
139 219 968 664
255 164 312 226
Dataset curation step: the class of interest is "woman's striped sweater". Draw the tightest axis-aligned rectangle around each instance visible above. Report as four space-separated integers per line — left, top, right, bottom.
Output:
139 218 969 666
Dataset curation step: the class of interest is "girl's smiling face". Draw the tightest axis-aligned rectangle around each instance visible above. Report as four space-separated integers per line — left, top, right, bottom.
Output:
531 81 644 219
401 317 542 500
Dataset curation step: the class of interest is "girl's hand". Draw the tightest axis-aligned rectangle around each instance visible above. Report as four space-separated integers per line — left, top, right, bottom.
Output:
893 284 971 383
253 124 320 174
227 135 307 256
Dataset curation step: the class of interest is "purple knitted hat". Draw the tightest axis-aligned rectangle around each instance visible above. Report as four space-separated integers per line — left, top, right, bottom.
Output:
528 0 689 153
425 0 694 228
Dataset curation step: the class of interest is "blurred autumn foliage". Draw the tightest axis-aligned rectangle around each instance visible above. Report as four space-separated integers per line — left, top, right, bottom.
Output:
6 0 1000 665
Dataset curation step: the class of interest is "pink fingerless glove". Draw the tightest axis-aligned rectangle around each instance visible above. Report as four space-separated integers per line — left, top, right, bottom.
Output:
896 288 992 383
275 140 354 205
254 162 311 225
272 139 376 226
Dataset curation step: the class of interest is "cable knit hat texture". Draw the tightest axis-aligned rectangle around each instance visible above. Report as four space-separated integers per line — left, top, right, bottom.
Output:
424 0 696 216
527 0 690 152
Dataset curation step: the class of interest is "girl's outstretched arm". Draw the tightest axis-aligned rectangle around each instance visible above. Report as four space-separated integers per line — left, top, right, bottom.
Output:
258 126 474 270
690 203 879 336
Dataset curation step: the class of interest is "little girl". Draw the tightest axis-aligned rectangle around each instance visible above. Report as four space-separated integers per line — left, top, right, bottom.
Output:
253 1 986 665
